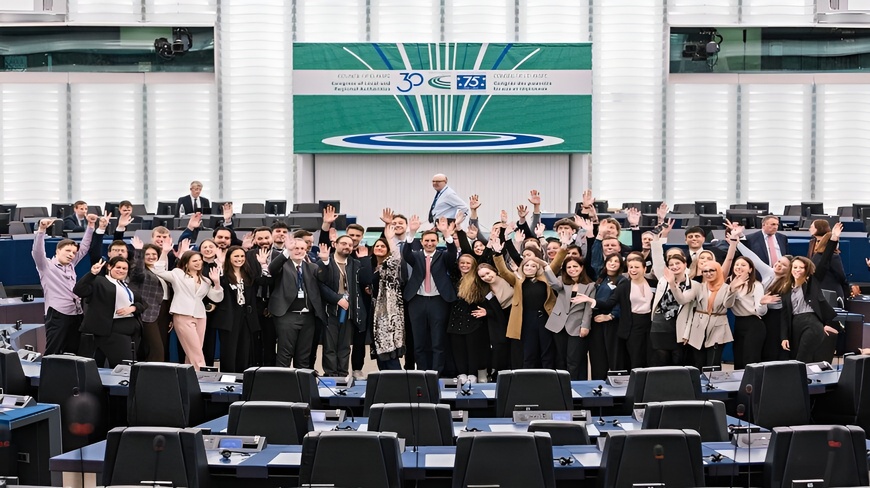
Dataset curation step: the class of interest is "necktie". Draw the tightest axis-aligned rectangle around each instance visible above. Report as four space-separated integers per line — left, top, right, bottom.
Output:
424 255 432 293
767 234 778 263
119 281 133 302
194 198 200 212
428 190 442 223
296 264 304 291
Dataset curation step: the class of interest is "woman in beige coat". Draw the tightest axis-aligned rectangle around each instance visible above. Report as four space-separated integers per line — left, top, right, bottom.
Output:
679 261 734 369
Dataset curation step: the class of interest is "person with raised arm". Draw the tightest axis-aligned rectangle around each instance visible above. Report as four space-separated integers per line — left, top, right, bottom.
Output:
128 236 170 362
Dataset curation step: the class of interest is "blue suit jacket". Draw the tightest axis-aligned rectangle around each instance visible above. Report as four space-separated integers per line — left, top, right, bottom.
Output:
746 231 789 267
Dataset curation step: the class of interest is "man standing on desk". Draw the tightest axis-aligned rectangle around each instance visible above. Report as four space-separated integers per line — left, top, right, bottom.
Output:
428 174 468 224
177 180 211 217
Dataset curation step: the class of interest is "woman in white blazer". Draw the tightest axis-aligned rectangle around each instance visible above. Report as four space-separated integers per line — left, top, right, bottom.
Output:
543 256 596 380
154 245 223 370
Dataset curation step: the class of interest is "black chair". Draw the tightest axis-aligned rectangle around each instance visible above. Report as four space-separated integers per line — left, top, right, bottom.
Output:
300 431 402 488
452 432 555 488
641 400 729 442
363 370 440 415
127 362 203 428
0 348 27 395
241 366 322 408
38 354 105 451
599 429 705 488
495 369 572 417
764 425 869 488
102 426 210 488
227 401 312 445
624 366 701 410
156 201 179 216
240 203 265 214
738 360 810 429
528 420 592 445
367 403 454 446
14 207 47 220
812 354 870 433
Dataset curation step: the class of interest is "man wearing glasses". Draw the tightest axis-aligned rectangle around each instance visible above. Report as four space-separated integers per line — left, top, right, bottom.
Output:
428 174 468 224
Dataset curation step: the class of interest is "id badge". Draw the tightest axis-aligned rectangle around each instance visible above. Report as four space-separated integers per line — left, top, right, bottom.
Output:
297 288 305 299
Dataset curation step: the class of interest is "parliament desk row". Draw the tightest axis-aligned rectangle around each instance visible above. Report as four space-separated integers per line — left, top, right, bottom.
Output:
0 403 62 486
49 415 764 488
16 359 843 412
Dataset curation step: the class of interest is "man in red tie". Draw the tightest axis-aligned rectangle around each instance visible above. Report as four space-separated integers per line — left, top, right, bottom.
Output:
746 215 790 267
402 216 458 375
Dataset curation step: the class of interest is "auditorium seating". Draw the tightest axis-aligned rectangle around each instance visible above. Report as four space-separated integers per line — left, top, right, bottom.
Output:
495 369 572 417
624 366 701 410
738 360 811 429
599 429 705 488
368 402 454 446
764 424 869 488
0 348 28 395
528 420 592 445
452 432 555 488
38 354 105 451
127 362 204 428
812 354 870 433
363 370 440 415
641 400 729 442
102 426 210 488
242 366 322 407
226 401 312 445
299 431 403 488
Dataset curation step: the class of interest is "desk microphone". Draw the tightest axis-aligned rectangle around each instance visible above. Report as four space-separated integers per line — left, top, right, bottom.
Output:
149 434 166 487
314 374 354 425
744 383 754 488
653 444 664 485
414 386 422 473
592 384 603 396
730 404 744 488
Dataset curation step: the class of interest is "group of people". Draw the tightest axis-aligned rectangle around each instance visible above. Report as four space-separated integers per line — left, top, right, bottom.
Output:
31 177 856 381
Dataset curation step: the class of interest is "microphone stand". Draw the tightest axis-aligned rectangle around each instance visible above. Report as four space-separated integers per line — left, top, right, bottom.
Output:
744 384 753 488
730 404 744 488
315 375 355 426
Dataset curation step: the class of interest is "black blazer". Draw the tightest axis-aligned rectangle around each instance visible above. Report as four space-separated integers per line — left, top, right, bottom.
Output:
268 253 327 323
176 195 211 216
402 239 458 302
596 278 654 340
781 240 838 341
74 273 146 337
63 214 87 232
213 273 269 333
317 254 373 330
746 231 789 267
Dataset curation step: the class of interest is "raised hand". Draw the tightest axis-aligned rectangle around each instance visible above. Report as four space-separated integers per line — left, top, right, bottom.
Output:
187 212 203 230
528 190 541 207
490 236 504 253
117 212 133 229
176 238 191 257
504 220 517 235
131 236 144 250
517 205 529 220
322 205 337 226
663 267 675 283
514 229 526 246
38 218 54 232
558 228 572 245
500 209 508 224
328 227 338 244
222 202 233 221
257 247 269 266
214 247 226 266
582 189 594 208
318 243 330 261
469 194 481 210
380 208 394 225
436 216 449 234
535 222 546 238
408 214 422 234
160 235 174 255
384 222 396 240
626 207 641 227
242 232 254 250
832 222 844 240
355 245 369 258
86 213 99 226
90 259 105 275
659 218 675 239
208 266 221 287
760 293 781 305
656 202 668 222
575 216 594 235
454 209 466 229
98 211 111 231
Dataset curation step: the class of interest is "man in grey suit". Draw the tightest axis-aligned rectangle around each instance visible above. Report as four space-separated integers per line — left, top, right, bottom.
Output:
268 238 326 368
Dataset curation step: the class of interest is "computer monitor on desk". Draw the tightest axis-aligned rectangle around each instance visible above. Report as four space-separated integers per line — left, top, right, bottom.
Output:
640 201 663 214
695 201 717 216
698 214 724 228
853 203 870 221
746 201 770 212
725 209 761 229
801 202 824 217
265 200 287 215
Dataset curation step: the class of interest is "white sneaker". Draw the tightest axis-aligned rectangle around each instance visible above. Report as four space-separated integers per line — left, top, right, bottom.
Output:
477 369 489 383
352 370 365 380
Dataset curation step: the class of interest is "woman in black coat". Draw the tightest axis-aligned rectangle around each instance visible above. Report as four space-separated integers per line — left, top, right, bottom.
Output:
74 257 147 367
212 246 270 372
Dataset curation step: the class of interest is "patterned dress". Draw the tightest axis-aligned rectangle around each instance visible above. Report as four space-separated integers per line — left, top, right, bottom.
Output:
372 252 405 360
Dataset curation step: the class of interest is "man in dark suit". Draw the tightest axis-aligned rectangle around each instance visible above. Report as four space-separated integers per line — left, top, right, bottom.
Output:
63 200 89 232
316 235 372 377
268 237 327 368
402 216 457 375
684 225 726 268
176 180 211 216
746 215 790 267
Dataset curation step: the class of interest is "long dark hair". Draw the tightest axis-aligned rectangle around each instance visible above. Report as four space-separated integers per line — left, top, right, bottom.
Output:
222 245 253 285
561 256 592 285
596 253 625 286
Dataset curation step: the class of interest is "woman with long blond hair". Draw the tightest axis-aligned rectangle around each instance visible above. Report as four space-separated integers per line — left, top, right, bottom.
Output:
683 260 733 369
447 254 490 380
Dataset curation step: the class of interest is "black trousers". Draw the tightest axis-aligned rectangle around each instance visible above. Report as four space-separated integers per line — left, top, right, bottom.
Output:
598 316 625 371
761 307 787 362
407 295 449 374
624 313 652 370
552 329 590 380
257 298 277 366
792 312 827 363
351 326 367 372
450 326 489 375
522 309 554 369
486 311 511 377
218 313 255 373
94 317 141 368
586 322 610 380
274 310 316 368
733 315 766 369
44 307 82 356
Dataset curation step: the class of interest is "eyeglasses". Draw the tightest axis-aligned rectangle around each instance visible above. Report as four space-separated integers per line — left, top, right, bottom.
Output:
432 180 446 183
701 269 717 274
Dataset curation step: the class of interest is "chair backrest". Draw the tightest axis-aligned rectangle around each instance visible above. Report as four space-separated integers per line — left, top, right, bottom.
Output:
102 426 210 488
0 348 27 395
156 201 179 216
8 222 28 235
528 420 591 445
227 401 312 445
300 431 403 488
363 370 440 415
452 432 555 488
738 360 810 429
242 367 321 408
127 362 203 428
234 216 266 229
241 203 265 214
495 369 572 417
599 429 705 488
764 424 869 488
367 403 454 446
15 207 47 220
625 366 701 409
38 354 105 451
641 400 729 442
784 205 802 216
